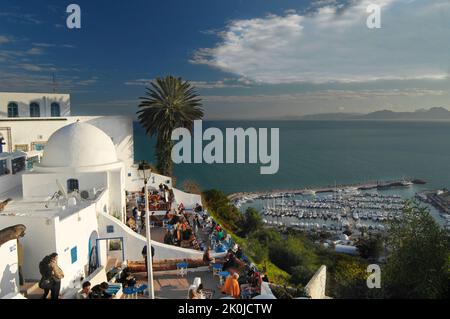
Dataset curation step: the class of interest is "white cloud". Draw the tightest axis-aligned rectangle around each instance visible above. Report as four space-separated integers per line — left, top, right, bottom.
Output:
192 0 450 84
0 12 42 24
26 47 45 55
124 78 250 89
0 36 11 45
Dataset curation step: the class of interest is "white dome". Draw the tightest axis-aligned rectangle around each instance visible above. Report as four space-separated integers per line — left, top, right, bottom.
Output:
40 122 118 168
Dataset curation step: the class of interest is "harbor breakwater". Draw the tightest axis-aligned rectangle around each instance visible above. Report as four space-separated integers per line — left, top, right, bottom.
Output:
228 178 426 201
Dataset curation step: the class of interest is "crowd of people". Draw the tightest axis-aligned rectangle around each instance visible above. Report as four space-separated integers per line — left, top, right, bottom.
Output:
76 281 115 299
126 183 176 234
123 186 270 299
195 218 271 299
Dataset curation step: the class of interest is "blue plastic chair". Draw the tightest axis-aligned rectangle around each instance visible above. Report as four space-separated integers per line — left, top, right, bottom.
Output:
212 263 222 277
123 286 138 299
135 284 148 295
176 262 188 277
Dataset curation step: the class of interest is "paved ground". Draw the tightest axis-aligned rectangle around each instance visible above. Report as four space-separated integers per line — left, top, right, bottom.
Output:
132 270 222 299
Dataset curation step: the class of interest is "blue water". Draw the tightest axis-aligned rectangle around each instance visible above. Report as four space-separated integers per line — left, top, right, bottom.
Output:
134 121 450 194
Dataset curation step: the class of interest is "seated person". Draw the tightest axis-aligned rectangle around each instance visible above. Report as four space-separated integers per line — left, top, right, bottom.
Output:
240 269 262 297
164 210 172 221
222 250 236 271
117 268 137 288
194 203 203 213
126 217 137 232
90 282 113 299
202 247 214 264
217 230 225 241
188 288 201 299
150 212 163 227
182 227 193 241
76 281 91 299
221 272 240 299
196 284 213 299
164 229 174 245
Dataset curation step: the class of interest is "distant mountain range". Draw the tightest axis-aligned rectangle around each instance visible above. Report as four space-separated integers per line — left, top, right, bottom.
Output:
292 107 450 121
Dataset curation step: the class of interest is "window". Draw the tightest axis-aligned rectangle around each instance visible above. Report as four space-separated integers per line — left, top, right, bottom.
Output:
26 156 39 170
7 102 18 118
11 157 25 174
67 179 79 193
106 225 114 233
29 102 40 117
108 239 122 251
71 246 78 264
31 141 46 151
50 102 60 117
14 144 29 152
0 159 8 176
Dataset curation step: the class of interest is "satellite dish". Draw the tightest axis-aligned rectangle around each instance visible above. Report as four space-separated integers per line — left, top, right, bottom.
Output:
80 190 89 200
56 179 68 199
68 197 77 207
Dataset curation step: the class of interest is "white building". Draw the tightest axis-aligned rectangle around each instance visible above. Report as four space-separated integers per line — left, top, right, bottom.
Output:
0 92 71 119
0 122 204 299
0 92 138 189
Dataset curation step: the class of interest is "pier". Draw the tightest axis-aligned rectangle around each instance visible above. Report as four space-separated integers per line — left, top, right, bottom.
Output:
228 178 426 202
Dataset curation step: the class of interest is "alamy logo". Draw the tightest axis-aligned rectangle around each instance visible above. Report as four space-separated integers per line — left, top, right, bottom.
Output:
66 4 81 29
366 4 381 29
367 264 381 288
171 120 280 175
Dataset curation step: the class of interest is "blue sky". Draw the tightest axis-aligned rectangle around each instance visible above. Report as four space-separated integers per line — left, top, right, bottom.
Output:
0 0 449 119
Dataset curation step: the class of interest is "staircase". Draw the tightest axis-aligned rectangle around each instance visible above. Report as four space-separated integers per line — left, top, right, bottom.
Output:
20 281 42 299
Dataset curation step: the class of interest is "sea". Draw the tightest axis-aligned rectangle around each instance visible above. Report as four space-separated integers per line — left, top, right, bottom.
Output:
133 120 450 195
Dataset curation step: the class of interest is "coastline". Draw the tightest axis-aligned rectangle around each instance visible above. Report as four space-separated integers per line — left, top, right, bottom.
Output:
227 178 426 201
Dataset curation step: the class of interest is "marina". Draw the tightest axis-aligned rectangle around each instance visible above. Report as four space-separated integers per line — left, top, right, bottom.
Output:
233 180 449 235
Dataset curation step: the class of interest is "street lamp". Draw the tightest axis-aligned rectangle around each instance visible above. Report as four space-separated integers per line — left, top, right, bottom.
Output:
138 160 155 299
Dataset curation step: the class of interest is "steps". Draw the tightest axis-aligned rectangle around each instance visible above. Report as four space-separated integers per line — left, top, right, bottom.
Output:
20 281 41 299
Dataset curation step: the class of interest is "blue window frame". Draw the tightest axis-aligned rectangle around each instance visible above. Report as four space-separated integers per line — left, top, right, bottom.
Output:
71 246 78 264
29 102 40 117
106 225 114 233
7 102 18 118
50 102 60 117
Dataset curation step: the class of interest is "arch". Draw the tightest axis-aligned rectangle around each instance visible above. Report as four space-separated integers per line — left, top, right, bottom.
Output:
29 102 40 117
88 230 99 274
7 102 18 118
50 102 60 117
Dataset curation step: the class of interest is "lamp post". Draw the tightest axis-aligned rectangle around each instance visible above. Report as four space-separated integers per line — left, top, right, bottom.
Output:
138 160 155 299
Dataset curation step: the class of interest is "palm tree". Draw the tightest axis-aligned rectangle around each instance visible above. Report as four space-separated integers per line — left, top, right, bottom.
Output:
137 76 203 177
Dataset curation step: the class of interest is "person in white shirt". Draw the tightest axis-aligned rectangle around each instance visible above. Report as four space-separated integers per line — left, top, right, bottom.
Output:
76 281 91 299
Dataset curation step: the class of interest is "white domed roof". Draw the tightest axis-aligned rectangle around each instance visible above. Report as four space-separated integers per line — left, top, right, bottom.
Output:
40 122 118 168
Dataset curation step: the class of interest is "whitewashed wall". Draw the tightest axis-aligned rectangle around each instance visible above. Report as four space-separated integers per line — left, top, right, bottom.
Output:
97 211 204 262
0 115 134 188
0 216 56 282
54 203 102 293
0 239 20 298
172 188 202 210
126 168 173 192
22 171 108 199
107 169 126 221
304 265 328 299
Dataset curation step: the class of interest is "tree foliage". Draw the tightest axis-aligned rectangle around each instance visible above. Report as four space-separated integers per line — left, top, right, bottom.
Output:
383 202 450 298
137 76 203 176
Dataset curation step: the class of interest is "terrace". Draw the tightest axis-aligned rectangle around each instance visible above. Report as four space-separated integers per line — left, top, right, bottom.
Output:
118 191 270 299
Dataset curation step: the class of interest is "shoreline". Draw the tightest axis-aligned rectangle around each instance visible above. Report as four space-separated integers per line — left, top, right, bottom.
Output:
227 178 426 201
